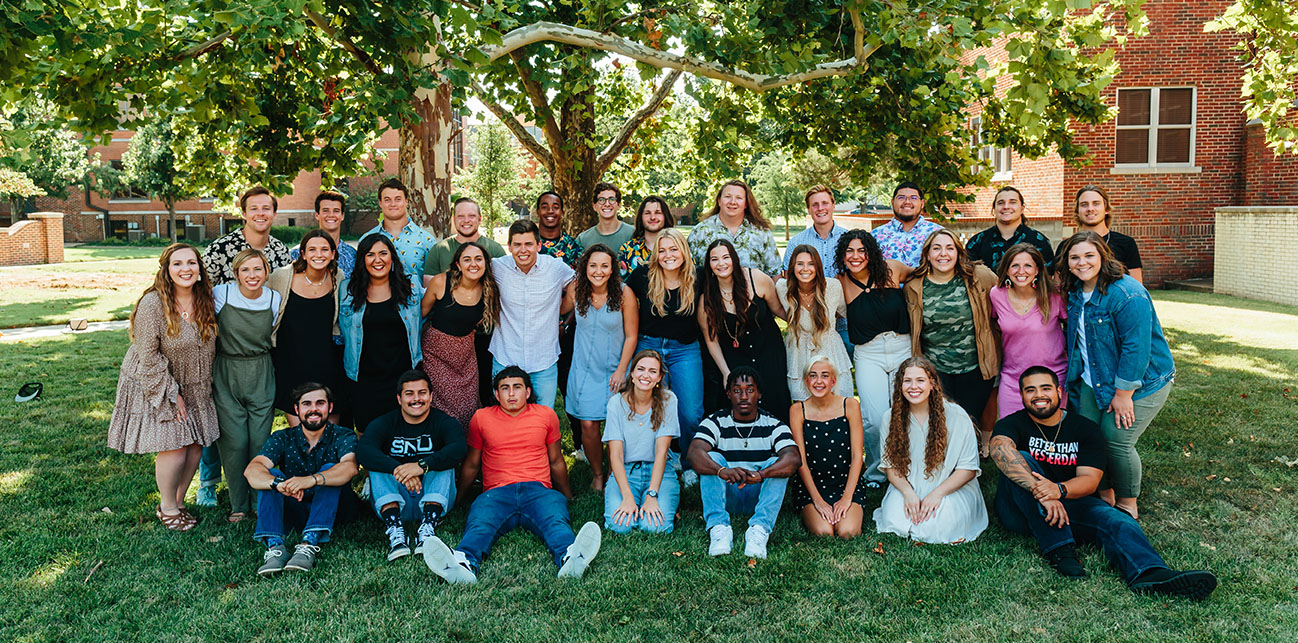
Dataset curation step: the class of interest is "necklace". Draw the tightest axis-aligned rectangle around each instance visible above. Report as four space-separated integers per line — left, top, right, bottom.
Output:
720 288 734 303
303 272 326 286
722 314 742 348
733 417 757 449
1030 414 1064 446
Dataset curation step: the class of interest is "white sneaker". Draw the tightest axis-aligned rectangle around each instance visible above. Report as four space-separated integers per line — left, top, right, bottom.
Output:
359 478 372 501
558 522 602 578
422 537 477 584
744 525 770 559
573 449 589 464
681 470 699 488
708 525 733 556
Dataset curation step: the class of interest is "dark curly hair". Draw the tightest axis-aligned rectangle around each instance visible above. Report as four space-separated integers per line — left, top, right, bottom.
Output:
834 229 889 288
574 244 624 316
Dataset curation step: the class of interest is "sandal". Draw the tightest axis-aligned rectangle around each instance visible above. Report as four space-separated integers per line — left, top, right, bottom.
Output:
227 512 248 524
157 507 196 532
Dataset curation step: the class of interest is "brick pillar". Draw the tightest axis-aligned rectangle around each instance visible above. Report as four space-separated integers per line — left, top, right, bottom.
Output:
27 212 65 264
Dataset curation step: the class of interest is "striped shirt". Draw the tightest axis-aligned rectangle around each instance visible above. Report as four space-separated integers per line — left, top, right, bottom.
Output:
695 409 795 470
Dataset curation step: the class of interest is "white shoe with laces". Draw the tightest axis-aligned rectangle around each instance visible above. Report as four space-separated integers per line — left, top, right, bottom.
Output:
557 522 603 578
744 525 770 559
423 537 477 584
708 525 733 556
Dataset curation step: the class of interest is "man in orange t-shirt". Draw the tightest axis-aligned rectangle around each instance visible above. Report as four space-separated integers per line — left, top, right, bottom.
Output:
422 366 602 584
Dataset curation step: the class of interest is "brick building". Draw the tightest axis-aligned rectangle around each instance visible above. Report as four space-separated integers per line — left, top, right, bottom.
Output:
957 0 1298 287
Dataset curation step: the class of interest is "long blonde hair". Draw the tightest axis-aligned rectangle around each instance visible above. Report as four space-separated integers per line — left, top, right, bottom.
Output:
647 228 696 317
131 243 218 343
784 244 831 347
618 349 670 431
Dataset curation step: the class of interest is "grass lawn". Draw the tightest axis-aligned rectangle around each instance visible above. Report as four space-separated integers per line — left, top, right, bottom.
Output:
63 246 167 263
0 259 157 328
1 291 1295 641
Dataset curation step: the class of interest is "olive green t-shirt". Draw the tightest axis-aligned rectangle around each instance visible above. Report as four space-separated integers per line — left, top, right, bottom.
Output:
423 235 507 276
920 277 979 374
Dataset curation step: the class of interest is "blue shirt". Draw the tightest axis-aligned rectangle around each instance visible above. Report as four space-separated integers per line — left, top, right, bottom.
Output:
291 240 357 278
782 223 848 277
870 217 945 268
361 221 438 281
1065 275 1175 410
337 275 425 381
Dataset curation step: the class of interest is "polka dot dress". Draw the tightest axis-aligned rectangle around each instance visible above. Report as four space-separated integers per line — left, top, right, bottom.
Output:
792 400 855 507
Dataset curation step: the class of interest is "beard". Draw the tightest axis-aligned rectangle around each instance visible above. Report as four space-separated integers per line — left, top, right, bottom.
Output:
300 412 329 431
1025 398 1060 420
894 210 919 222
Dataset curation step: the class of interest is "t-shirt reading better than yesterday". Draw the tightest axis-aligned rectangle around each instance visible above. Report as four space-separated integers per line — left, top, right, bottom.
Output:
991 409 1107 483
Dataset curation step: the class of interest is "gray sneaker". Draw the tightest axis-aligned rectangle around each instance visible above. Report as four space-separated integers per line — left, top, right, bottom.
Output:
557 522 602 578
284 543 321 572
257 547 289 577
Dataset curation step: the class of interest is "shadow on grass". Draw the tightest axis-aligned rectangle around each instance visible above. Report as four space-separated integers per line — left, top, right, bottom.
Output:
0 296 98 329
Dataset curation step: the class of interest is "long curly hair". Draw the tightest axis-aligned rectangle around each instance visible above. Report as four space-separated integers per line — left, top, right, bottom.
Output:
618 349 670 431
784 244 830 346
647 228 696 317
132 243 217 342
909 229 976 283
1057 231 1127 296
994 242 1056 324
883 356 949 479
447 241 500 332
834 229 889 288
700 239 751 342
350 233 412 311
574 244 624 316
291 229 339 289
704 179 772 230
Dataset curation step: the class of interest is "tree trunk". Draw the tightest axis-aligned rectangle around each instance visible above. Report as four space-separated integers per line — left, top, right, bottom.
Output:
167 199 178 242
551 75 599 235
398 78 455 237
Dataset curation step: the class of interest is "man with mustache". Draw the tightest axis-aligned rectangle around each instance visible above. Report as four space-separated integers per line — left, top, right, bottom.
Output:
244 382 360 576
989 366 1217 599
356 370 466 562
870 181 945 268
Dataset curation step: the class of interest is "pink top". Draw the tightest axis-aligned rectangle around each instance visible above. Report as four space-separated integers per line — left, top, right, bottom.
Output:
990 286 1068 417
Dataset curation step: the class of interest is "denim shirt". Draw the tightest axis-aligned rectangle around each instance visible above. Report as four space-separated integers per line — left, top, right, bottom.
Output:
1065 275 1175 409
338 276 424 381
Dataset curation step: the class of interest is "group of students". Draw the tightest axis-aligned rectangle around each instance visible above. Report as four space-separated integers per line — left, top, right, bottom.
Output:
106 177 1216 599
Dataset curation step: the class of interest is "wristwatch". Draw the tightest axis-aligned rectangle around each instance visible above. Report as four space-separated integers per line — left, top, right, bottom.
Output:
646 490 659 499
1057 482 1068 499
270 477 286 492
419 459 431 473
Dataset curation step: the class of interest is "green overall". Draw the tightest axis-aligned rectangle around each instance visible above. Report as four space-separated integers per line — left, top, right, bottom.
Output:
213 302 276 515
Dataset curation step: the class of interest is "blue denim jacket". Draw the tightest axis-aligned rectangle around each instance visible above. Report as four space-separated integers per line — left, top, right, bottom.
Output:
338 276 424 381
1065 274 1175 410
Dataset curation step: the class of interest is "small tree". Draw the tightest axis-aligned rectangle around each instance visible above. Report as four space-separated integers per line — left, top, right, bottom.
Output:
459 120 523 229
122 118 195 242
0 100 89 216
750 151 805 241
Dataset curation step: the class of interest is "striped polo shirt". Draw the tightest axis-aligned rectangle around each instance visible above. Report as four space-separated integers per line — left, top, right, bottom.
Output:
695 409 795 470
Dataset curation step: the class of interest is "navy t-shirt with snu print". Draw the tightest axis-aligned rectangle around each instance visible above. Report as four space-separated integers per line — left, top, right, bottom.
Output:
991 409 1107 484
694 409 795 470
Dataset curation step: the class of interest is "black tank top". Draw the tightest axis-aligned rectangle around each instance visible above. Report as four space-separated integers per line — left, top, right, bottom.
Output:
844 274 909 345
428 277 484 337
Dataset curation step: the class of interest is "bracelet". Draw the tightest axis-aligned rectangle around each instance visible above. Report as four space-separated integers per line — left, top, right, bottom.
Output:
315 473 325 485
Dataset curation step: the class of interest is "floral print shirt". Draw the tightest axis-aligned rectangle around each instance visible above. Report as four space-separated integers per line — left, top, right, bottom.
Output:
686 216 781 275
618 235 652 277
870 216 945 268
539 232 584 269
202 229 292 285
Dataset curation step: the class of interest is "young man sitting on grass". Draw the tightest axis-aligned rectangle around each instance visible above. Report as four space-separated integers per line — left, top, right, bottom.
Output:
423 366 602 584
990 366 1217 599
687 366 801 560
356 370 466 562
244 383 360 576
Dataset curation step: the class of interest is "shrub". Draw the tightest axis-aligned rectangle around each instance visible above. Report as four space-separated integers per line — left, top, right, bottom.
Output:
269 226 313 246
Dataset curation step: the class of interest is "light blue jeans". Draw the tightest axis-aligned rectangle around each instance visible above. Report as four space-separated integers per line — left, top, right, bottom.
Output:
369 469 456 523
700 452 788 534
634 337 705 461
604 461 681 534
492 359 559 410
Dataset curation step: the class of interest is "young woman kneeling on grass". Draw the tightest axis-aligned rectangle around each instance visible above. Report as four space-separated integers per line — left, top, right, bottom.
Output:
603 349 681 534
874 356 988 544
789 356 865 538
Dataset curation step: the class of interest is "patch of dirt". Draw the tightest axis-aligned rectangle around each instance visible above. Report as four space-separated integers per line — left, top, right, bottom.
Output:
2 271 150 290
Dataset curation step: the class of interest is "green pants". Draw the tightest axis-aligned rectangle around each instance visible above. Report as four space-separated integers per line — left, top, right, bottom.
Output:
213 354 275 514
1076 381 1173 498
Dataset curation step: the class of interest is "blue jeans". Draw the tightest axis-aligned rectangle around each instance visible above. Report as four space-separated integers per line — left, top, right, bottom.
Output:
995 450 1167 583
253 464 354 545
369 469 456 522
635 337 704 461
199 445 222 489
492 359 559 410
454 481 574 569
604 461 681 534
700 452 788 533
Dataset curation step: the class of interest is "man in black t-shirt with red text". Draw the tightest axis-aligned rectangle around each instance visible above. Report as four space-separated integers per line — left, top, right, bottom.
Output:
989 366 1216 599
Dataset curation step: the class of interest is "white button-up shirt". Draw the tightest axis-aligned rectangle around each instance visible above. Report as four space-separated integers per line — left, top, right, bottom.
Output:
489 254 575 373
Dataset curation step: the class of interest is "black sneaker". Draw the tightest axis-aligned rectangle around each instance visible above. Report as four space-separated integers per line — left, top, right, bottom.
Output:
414 514 439 556
385 519 410 561
1045 544 1087 579
1131 569 1218 601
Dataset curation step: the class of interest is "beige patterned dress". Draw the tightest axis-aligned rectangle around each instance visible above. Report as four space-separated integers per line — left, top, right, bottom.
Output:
107 292 221 454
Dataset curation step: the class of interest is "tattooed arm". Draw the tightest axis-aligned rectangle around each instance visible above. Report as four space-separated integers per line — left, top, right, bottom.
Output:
989 435 1039 491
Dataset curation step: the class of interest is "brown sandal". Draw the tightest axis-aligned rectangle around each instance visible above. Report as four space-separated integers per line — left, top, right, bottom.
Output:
157 507 196 532
227 512 248 524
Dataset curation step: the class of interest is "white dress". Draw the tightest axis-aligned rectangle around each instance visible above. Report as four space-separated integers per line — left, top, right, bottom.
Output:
873 401 988 544
775 278 854 401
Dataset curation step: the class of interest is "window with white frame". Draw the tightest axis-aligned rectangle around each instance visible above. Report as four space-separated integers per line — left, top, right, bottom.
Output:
970 116 1012 177
1115 87 1195 166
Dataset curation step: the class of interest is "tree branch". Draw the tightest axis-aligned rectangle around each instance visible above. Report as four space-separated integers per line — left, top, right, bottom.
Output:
304 9 383 75
481 15 878 92
508 50 566 157
471 80 554 168
179 31 234 59
595 68 683 176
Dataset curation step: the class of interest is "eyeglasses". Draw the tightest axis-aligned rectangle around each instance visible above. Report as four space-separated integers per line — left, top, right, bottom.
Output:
894 195 922 202
595 197 619 204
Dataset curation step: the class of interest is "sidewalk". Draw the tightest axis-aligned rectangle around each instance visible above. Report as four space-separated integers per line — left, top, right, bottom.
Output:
0 320 130 342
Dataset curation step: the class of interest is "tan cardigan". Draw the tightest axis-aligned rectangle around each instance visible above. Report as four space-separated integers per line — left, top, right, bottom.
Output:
903 264 1002 379
267 265 343 347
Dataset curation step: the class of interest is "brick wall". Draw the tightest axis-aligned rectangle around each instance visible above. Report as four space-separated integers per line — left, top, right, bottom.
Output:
0 212 64 266
1242 121 1298 205
1213 207 1298 305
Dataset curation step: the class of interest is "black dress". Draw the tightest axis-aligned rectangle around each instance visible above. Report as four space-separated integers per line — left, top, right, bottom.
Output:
351 298 410 433
705 294 792 423
791 399 856 507
273 289 344 413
